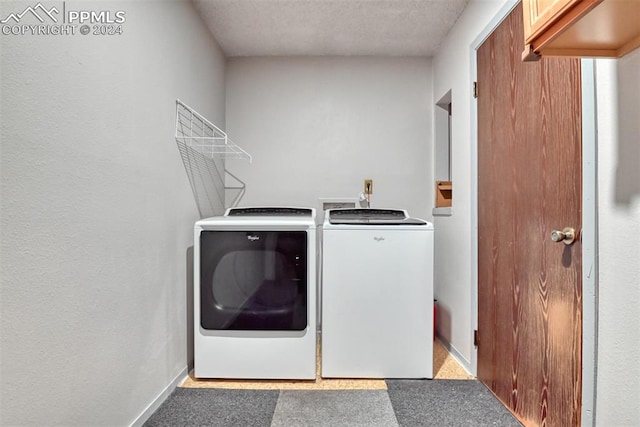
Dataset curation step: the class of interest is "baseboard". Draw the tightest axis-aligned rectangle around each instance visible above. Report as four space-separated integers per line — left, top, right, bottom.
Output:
130 366 188 427
436 336 474 377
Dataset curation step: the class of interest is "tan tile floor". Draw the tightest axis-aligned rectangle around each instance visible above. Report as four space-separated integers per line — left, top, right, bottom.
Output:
432 339 474 380
181 338 472 390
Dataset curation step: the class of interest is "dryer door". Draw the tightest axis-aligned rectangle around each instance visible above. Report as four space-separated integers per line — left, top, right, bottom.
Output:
199 230 308 331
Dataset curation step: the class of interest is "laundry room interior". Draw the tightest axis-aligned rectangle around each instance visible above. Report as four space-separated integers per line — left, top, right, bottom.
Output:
1 0 639 426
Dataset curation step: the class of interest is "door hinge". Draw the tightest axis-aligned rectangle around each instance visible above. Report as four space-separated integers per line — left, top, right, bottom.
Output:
473 329 479 347
473 82 478 99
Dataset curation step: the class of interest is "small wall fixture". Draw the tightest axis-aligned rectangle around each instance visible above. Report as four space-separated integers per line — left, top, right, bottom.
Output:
435 181 452 208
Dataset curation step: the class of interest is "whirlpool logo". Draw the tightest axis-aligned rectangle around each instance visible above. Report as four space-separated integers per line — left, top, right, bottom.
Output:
247 235 260 242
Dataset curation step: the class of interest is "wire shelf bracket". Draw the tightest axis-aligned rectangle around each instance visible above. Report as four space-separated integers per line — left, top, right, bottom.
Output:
174 100 251 217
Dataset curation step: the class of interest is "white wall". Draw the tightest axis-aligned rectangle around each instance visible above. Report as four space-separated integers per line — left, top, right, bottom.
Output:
431 0 508 367
0 1 225 425
225 57 433 221
594 51 640 425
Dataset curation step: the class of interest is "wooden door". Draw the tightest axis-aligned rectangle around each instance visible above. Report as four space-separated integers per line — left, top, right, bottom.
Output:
477 3 582 427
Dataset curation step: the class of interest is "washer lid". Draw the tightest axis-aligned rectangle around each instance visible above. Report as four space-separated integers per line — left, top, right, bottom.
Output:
328 208 427 225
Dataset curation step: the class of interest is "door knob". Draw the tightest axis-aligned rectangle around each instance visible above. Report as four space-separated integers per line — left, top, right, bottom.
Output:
551 227 576 245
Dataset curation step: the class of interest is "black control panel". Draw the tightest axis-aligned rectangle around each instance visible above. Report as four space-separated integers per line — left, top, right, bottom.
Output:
328 208 427 225
329 209 406 219
227 207 313 217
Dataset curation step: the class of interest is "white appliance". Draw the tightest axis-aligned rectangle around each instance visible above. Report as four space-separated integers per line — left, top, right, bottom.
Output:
194 207 317 379
321 208 434 378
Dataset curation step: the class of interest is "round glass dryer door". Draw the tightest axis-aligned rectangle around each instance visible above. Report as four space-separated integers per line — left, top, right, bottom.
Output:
199 230 308 331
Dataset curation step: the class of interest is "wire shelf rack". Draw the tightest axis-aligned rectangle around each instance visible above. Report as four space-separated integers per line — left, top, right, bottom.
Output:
174 100 251 218
175 100 252 162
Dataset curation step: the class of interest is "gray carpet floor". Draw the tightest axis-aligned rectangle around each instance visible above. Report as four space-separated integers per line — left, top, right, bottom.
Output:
144 380 522 427
144 389 279 427
386 380 522 427
271 390 399 427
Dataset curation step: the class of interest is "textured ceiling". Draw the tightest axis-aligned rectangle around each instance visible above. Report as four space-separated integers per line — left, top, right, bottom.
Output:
193 0 470 57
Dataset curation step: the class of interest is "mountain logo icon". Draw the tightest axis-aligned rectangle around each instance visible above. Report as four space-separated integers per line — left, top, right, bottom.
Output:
1 3 59 24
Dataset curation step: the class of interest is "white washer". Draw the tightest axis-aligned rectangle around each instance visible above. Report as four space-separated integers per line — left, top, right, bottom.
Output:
194 207 316 379
321 208 434 379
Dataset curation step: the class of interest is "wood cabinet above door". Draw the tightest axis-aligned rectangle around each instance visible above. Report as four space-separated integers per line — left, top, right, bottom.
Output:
522 0 640 60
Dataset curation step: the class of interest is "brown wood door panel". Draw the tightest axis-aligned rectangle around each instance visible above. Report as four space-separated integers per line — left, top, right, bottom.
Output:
477 3 582 426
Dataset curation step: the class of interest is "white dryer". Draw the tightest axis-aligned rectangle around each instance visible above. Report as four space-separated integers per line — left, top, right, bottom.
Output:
194 207 317 379
321 208 434 379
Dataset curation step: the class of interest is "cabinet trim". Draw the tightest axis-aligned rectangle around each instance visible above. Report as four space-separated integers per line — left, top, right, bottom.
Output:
524 0 640 59
528 0 602 52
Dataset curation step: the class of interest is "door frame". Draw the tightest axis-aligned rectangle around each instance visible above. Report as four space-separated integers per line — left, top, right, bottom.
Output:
468 2 598 425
